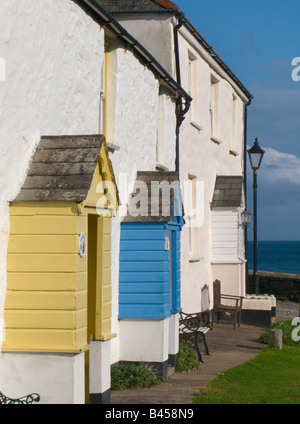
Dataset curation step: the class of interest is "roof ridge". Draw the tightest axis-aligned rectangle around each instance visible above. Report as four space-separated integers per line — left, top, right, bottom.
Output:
152 0 179 10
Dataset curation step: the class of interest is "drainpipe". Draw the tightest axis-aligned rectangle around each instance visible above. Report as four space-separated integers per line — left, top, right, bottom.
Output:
243 98 252 294
174 13 191 173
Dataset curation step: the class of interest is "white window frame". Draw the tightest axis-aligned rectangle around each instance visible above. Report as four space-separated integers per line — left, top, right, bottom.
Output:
188 50 199 126
210 74 221 144
187 174 199 258
230 93 239 156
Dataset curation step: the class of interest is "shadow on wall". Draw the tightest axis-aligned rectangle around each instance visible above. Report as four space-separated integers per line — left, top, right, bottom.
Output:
201 284 210 312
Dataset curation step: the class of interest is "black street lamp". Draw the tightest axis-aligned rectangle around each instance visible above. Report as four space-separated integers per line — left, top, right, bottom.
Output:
247 138 265 294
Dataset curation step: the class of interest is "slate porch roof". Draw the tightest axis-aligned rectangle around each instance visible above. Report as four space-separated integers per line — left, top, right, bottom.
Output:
14 135 105 203
211 176 244 208
123 171 183 223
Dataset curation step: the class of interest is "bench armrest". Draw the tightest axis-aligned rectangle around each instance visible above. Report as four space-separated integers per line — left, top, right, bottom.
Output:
179 311 211 332
220 294 243 307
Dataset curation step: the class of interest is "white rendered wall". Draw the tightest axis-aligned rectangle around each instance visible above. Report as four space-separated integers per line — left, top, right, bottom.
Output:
177 34 246 313
168 313 179 358
212 264 245 298
119 319 169 364
106 44 177 364
0 352 85 404
110 15 248 315
113 14 175 76
89 340 111 397
0 0 104 349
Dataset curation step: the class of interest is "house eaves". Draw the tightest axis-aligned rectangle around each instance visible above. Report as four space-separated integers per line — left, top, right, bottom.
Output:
97 0 253 101
179 15 253 101
76 0 191 104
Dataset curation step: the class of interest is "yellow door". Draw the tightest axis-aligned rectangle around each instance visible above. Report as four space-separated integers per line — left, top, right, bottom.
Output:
85 214 112 403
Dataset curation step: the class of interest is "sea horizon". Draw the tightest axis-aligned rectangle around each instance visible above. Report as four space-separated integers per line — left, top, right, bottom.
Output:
247 240 300 276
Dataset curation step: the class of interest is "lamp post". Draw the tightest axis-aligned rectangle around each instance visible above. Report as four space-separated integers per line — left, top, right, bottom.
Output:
247 138 265 295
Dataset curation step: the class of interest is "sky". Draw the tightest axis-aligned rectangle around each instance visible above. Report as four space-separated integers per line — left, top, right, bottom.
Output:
175 0 300 241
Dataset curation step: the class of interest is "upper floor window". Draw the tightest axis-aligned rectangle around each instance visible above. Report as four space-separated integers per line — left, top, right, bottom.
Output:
156 87 176 171
156 92 165 167
210 74 220 143
0 57 6 82
230 93 239 156
99 48 107 136
186 174 199 257
188 51 198 125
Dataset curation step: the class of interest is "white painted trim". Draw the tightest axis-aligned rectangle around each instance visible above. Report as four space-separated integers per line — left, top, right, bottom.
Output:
211 260 244 264
189 256 203 262
89 340 111 395
229 149 239 156
156 162 169 171
210 136 223 145
0 57 6 82
190 120 203 131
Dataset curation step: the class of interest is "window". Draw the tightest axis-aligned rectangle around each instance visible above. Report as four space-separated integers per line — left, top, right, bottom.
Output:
210 74 221 143
156 92 165 166
186 175 198 257
156 87 175 170
99 88 105 135
230 94 239 156
99 46 107 136
0 57 5 82
188 51 198 124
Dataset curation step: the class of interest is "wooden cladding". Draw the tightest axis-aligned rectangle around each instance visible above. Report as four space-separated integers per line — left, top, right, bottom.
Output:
4 203 114 353
4 203 89 353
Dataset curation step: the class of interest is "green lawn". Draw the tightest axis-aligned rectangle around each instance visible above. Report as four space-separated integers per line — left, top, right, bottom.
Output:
193 321 300 404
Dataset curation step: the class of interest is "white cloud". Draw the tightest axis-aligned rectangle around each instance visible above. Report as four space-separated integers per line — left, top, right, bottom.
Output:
263 147 300 185
248 146 300 186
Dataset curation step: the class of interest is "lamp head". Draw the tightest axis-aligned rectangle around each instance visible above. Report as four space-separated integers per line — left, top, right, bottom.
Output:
247 138 265 171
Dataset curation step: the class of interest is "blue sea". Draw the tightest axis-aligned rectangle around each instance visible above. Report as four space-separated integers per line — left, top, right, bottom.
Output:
247 241 300 275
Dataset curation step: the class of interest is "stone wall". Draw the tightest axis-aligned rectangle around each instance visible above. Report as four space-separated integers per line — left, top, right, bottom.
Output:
248 271 300 302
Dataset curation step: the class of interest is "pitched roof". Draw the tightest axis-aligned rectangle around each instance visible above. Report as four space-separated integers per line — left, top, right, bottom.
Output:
78 0 191 103
123 171 183 222
211 176 244 208
14 135 104 202
98 0 179 12
97 0 252 100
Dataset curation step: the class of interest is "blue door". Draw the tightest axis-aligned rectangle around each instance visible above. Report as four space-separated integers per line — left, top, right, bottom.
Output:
167 223 181 314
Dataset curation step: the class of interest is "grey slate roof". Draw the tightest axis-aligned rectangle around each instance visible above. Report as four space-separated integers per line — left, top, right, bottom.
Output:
123 171 183 222
211 176 243 208
14 135 104 202
98 0 178 12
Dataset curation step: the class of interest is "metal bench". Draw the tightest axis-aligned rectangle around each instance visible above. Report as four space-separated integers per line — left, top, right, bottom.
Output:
0 391 40 404
179 311 212 363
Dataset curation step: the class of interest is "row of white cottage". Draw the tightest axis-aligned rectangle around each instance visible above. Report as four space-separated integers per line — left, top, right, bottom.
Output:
0 0 253 404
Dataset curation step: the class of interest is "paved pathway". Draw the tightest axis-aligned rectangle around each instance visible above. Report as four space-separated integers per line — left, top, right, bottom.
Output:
110 301 299 405
110 323 265 404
